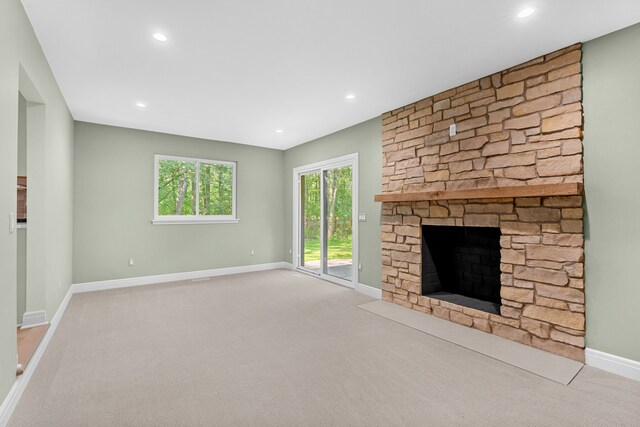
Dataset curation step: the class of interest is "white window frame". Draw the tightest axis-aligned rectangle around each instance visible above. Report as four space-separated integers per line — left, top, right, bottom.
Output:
152 154 238 225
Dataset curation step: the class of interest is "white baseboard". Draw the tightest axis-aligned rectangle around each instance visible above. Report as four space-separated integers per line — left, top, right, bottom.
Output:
355 282 382 299
585 348 640 382
20 311 46 329
0 286 73 427
72 262 292 293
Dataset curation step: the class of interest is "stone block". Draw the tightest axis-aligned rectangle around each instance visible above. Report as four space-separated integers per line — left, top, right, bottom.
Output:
496 82 525 100
464 214 499 227
500 306 522 319
526 244 583 262
450 311 474 327
564 263 584 279
433 99 451 112
439 141 459 156
432 306 450 320
526 74 581 100
536 296 568 310
425 170 450 182
512 94 562 117
543 196 582 208
504 166 537 180
537 154 582 177
459 136 489 151
456 116 487 132
550 329 585 347
488 108 511 124
466 203 513 214
542 233 583 247
387 147 416 162
535 283 584 303
390 250 421 264
501 249 525 265
501 286 533 303
522 305 585 330
429 206 449 217
520 317 551 338
501 222 540 235
449 160 474 174
481 140 510 156
541 111 582 133
472 318 492 333
443 104 471 119
395 226 420 238
516 207 561 222
485 152 536 168
504 114 541 130
561 219 583 233
514 265 568 286
515 198 541 207
441 150 482 163
382 215 403 225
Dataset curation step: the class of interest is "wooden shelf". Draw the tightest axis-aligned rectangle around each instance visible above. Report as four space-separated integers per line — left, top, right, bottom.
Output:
374 182 583 203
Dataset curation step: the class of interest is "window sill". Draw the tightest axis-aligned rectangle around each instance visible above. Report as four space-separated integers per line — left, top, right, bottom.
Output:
152 218 240 225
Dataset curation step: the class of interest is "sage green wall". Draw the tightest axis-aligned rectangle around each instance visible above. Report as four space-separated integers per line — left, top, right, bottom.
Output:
0 0 74 405
73 122 285 283
283 118 382 289
583 23 640 362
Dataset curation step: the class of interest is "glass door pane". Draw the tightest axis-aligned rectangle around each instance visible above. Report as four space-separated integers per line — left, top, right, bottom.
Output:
323 165 353 281
300 171 321 274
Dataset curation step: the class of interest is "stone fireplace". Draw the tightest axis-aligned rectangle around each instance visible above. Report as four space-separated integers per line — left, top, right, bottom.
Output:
376 44 585 361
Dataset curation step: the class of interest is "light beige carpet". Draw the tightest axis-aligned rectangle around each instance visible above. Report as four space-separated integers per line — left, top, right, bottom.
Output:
9 269 640 426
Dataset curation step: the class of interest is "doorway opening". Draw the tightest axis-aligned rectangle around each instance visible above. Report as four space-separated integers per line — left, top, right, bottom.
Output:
294 154 358 288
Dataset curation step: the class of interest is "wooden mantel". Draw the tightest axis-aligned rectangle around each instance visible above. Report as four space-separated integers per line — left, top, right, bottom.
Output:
374 182 583 203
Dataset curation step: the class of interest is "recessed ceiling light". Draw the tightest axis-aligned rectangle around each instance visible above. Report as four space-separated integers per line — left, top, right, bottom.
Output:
152 33 168 42
345 93 356 100
135 102 147 108
276 129 284 134
517 7 535 18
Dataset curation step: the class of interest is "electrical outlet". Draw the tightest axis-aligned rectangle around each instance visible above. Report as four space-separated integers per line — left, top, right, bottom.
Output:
358 263 362 271
250 249 255 256
449 123 457 137
128 258 135 267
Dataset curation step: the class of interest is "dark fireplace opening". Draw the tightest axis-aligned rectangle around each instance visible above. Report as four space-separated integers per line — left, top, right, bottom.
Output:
422 225 501 315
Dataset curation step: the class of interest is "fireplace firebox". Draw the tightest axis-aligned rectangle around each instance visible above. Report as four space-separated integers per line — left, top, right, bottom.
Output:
422 225 501 315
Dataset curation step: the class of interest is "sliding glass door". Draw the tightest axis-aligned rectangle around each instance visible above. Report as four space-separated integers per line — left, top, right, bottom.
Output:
294 155 357 287
323 165 353 281
300 171 321 273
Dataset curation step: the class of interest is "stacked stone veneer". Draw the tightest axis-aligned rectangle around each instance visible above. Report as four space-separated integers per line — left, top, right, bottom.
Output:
380 44 585 361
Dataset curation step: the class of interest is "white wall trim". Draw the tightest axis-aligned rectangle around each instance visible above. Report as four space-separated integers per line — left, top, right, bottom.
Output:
73 262 292 293
19 311 46 329
0 284 73 427
355 282 382 299
585 348 640 382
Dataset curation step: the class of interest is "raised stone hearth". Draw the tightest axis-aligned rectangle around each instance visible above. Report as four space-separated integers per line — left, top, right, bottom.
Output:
378 44 585 361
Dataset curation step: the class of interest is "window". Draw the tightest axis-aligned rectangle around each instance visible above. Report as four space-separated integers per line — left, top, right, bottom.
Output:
153 154 237 224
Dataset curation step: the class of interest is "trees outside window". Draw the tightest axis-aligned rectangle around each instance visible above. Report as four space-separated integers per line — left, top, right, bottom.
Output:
154 155 236 224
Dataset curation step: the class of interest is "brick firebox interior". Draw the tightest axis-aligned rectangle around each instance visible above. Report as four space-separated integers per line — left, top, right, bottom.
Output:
378 44 585 361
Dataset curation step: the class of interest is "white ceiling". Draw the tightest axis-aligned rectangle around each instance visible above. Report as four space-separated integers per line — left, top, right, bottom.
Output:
21 0 640 150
